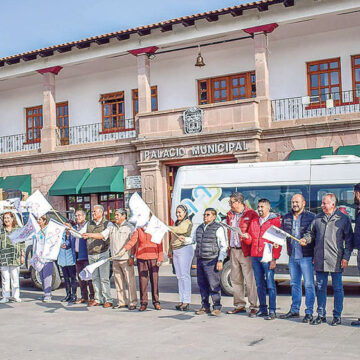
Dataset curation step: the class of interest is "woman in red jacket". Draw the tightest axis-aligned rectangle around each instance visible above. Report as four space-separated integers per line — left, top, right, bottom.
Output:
243 199 282 320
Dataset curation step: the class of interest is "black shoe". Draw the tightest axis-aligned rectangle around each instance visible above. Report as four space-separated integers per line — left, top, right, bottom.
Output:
264 312 276 320
280 311 300 319
351 318 360 326
175 302 183 310
302 314 313 323
61 294 71 302
331 317 341 326
68 295 77 304
255 310 269 318
311 316 327 325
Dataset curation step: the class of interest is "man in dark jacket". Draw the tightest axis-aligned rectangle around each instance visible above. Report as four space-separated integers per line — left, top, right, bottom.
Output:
194 208 228 317
280 194 315 323
301 193 353 326
72 209 95 304
351 183 360 326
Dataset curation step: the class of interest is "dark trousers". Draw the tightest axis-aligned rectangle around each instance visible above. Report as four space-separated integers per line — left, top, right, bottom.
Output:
62 265 77 295
197 258 221 310
76 260 95 300
137 259 160 305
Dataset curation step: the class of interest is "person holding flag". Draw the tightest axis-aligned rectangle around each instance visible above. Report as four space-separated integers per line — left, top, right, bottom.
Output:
168 205 193 311
118 220 164 312
0 212 24 303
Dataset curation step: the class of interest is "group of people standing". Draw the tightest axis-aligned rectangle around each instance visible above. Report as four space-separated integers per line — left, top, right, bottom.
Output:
1 185 360 327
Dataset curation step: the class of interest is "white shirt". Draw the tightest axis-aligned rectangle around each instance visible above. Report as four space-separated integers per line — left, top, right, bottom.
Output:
259 214 270 226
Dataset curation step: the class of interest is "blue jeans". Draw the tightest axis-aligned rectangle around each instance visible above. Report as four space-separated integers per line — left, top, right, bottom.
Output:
197 258 221 310
289 257 315 315
316 271 344 318
252 257 276 314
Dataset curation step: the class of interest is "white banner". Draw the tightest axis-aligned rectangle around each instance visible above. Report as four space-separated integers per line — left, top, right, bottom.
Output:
145 215 169 244
79 259 108 281
25 190 52 219
9 214 40 244
128 192 150 228
42 219 66 260
263 225 286 246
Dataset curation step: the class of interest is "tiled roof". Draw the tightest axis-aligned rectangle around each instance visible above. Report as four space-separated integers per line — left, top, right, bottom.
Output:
0 0 294 67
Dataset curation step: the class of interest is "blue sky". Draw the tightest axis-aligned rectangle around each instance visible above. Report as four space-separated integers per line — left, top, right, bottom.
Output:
0 0 249 58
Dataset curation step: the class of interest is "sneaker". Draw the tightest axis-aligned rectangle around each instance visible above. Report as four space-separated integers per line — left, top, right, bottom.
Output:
280 311 299 319
302 314 313 323
351 318 360 326
13 298 22 303
255 310 269 318
210 309 222 317
311 316 326 325
0 297 9 304
43 297 52 303
195 307 211 315
331 317 341 326
264 312 276 320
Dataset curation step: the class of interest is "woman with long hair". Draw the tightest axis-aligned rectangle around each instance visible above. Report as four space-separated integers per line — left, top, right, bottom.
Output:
168 205 193 311
0 211 24 303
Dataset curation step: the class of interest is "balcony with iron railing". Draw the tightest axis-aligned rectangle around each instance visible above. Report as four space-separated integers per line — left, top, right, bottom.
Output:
0 118 136 155
272 89 360 121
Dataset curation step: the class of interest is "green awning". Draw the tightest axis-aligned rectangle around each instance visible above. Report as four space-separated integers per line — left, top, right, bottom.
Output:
288 147 333 161
337 145 360 157
1 174 31 194
0 177 4 188
49 169 90 196
80 166 124 194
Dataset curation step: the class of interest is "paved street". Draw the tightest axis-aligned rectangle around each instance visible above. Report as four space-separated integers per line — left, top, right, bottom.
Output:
1 265 360 360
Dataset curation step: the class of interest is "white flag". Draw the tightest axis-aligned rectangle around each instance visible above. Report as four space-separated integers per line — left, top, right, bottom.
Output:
25 190 52 218
9 214 40 244
128 192 150 228
42 219 66 260
8 198 23 217
261 242 273 263
263 225 286 246
69 226 86 239
79 259 108 280
145 215 169 244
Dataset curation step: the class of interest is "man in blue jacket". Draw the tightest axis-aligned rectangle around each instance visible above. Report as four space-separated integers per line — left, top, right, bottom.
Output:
72 209 95 304
280 194 315 323
351 183 360 326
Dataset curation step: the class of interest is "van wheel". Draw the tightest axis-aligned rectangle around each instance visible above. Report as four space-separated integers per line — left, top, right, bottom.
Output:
220 260 233 296
30 263 62 291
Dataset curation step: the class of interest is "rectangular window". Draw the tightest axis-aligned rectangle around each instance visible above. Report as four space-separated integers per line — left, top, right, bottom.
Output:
197 71 256 105
100 91 125 133
132 86 158 118
307 58 342 104
56 102 69 145
66 195 91 218
352 55 360 100
25 103 69 144
98 193 124 220
26 105 43 143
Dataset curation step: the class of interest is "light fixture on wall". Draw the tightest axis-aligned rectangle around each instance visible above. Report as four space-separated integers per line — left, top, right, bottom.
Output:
195 45 205 67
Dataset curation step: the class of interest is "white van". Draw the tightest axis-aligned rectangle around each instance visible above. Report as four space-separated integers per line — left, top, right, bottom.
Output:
171 155 360 295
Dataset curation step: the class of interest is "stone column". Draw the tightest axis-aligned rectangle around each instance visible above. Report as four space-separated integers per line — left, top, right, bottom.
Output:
37 66 62 152
128 46 158 115
244 23 278 129
137 54 152 114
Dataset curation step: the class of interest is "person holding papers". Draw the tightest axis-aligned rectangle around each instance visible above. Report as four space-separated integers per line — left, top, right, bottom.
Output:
118 222 163 311
226 192 259 317
0 212 24 303
280 194 316 323
300 193 353 326
243 199 281 320
84 208 137 310
168 205 193 311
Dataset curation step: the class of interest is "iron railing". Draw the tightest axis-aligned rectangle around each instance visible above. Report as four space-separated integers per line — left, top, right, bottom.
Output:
0 133 40 154
272 89 360 121
66 119 136 145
